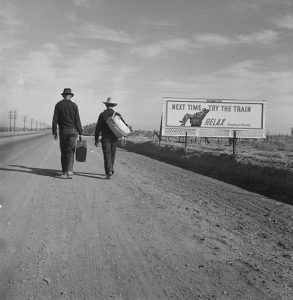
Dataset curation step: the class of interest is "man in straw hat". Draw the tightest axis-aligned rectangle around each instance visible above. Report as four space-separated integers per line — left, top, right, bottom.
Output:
52 88 83 179
95 97 128 179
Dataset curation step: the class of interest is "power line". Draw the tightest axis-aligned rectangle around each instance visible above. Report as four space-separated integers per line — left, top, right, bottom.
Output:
7 110 49 133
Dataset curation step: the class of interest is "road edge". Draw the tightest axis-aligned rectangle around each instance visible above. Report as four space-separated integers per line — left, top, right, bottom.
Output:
119 139 293 205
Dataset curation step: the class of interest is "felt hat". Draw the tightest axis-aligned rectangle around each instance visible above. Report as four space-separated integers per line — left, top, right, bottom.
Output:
103 97 117 106
61 88 74 96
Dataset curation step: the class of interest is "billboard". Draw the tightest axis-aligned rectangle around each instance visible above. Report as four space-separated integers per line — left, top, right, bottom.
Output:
162 98 267 138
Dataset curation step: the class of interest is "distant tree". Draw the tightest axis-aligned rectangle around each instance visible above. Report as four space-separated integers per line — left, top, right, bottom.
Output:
83 123 96 136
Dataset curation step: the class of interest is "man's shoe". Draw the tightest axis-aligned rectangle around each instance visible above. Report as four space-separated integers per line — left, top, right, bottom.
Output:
67 171 73 179
60 171 67 178
111 170 114 175
106 174 111 180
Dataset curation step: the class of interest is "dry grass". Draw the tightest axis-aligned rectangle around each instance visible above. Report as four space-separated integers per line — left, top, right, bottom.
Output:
129 131 293 171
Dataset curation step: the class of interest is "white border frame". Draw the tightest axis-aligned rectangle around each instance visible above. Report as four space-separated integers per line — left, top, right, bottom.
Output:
162 97 267 138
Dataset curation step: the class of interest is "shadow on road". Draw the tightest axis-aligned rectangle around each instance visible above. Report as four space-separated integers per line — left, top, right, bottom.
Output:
0 165 107 180
73 172 106 180
1 165 62 178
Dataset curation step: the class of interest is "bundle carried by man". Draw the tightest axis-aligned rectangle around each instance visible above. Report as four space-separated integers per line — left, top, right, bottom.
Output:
103 98 130 138
106 111 130 138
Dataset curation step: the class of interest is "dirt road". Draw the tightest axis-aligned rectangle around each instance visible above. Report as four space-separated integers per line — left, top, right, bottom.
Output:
0 135 292 299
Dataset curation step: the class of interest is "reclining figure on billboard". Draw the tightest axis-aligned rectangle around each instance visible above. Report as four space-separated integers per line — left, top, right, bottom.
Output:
179 108 210 126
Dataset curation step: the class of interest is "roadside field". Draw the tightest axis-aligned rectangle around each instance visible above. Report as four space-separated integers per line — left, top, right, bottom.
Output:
122 132 293 203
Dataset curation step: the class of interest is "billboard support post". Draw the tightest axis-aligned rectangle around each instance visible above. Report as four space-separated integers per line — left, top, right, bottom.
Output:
232 130 237 156
159 114 163 144
185 131 188 149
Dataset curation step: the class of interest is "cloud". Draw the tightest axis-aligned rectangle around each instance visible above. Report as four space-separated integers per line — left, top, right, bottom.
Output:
275 15 293 29
193 34 232 46
1 43 63 123
65 22 135 44
158 59 293 110
236 30 278 45
72 0 103 8
56 23 135 45
60 49 113 86
136 19 174 27
134 30 279 58
157 60 262 96
1 39 138 126
133 38 192 57
13 44 113 90
228 0 293 14
196 30 279 46
0 5 20 27
67 11 77 22
0 2 24 54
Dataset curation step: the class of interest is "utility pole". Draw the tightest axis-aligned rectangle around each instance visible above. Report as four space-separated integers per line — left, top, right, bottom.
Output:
22 115 28 131
13 110 17 133
30 118 34 131
35 121 38 131
8 110 17 132
8 110 12 132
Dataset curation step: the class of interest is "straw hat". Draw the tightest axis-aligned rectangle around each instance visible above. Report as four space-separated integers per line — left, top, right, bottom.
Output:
103 97 117 106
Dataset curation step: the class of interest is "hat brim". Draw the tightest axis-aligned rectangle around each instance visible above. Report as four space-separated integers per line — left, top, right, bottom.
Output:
61 93 74 97
103 102 117 106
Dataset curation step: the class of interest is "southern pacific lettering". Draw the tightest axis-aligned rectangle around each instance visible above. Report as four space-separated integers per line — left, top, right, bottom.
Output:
204 118 226 126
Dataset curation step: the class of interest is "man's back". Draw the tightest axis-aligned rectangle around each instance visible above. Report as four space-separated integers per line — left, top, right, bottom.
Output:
52 99 82 135
95 108 124 141
52 88 82 179
94 97 129 179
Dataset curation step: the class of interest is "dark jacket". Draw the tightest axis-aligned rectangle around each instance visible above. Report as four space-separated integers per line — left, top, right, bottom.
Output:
95 108 126 142
52 99 83 135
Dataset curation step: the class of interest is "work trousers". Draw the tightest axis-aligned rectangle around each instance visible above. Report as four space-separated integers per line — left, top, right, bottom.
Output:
59 129 78 173
101 140 117 175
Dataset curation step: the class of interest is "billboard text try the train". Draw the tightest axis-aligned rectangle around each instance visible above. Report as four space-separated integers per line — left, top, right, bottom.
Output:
162 98 267 138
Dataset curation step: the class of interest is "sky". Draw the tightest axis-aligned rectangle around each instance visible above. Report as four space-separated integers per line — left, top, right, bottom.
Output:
1 0 293 133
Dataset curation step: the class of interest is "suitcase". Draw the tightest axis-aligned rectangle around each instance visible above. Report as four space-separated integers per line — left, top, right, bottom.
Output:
76 136 87 162
106 112 130 138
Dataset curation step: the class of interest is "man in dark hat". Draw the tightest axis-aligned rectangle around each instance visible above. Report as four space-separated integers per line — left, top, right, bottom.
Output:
52 88 83 179
95 97 128 179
